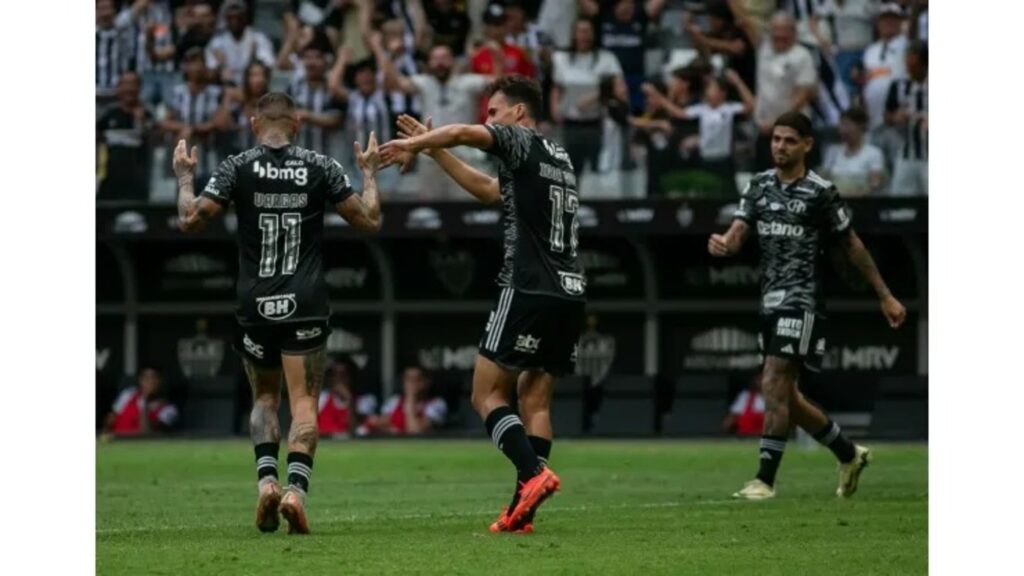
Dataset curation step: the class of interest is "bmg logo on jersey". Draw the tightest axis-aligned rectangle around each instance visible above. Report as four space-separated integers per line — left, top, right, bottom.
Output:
757 221 805 237
253 161 308 186
256 293 297 321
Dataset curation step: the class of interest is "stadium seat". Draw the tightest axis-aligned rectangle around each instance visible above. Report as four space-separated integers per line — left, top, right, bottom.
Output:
660 375 731 437
586 376 657 437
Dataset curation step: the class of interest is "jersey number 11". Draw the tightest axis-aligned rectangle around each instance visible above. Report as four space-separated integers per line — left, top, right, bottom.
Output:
258 213 301 277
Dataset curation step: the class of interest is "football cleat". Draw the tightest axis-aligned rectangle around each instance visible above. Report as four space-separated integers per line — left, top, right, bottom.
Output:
507 468 560 527
488 507 535 534
837 445 872 498
732 479 776 500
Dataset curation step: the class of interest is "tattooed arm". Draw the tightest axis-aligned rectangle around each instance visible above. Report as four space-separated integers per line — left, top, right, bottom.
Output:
172 139 223 232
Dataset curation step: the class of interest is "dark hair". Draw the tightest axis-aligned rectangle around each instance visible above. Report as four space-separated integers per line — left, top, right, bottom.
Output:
570 18 595 55
487 75 543 120
242 61 271 101
841 107 869 129
255 92 296 118
773 111 813 138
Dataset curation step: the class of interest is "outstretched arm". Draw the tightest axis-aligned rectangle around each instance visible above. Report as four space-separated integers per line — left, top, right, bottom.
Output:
380 123 493 159
838 230 906 328
172 140 223 232
708 219 751 257
334 132 382 232
391 115 500 204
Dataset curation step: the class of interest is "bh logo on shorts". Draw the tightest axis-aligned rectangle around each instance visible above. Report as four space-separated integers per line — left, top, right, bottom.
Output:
256 294 297 321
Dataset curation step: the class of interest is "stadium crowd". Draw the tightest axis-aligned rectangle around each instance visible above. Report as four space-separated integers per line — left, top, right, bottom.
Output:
96 0 928 203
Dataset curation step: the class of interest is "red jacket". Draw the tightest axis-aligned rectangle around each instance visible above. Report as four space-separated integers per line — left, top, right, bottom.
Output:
470 43 536 123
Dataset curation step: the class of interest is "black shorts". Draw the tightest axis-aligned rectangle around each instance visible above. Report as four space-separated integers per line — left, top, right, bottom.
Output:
234 320 330 368
759 310 827 372
478 287 586 377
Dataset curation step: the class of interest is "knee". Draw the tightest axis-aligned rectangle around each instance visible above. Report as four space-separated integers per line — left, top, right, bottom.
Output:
518 390 550 418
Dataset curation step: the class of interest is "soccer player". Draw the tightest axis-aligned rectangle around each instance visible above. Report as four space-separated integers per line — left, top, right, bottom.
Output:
172 92 383 533
379 76 586 533
708 111 907 500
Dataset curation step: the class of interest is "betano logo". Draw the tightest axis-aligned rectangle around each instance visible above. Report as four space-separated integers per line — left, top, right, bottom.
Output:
253 161 308 185
757 221 805 237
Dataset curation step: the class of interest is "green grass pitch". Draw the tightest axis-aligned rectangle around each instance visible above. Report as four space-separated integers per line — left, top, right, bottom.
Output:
97 439 927 575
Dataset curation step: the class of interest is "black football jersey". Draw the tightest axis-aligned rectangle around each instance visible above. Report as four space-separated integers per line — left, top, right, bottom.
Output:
485 124 586 301
734 169 853 315
200 144 354 326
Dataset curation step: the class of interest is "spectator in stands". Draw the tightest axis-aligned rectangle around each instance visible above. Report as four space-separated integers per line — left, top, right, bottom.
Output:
646 69 754 196
97 72 153 201
205 0 275 86
175 1 217 68
318 358 378 438
330 45 399 195
722 375 764 437
96 0 136 107
820 107 885 197
753 12 818 170
374 19 423 127
582 0 667 113
214 60 271 155
536 0 578 50
471 3 533 123
116 0 178 108
683 1 757 90
101 368 179 438
283 0 346 46
288 43 345 158
829 0 881 95
505 0 553 79
161 47 224 182
908 0 927 43
885 41 927 196
366 367 448 435
858 3 907 130
379 43 491 199
422 0 473 57
550 19 626 179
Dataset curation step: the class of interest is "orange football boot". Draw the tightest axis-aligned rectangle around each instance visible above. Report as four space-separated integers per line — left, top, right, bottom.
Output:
255 481 282 533
279 489 310 535
507 468 560 527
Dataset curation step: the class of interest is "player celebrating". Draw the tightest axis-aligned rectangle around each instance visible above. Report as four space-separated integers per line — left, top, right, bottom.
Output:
172 92 383 533
708 111 906 500
379 76 585 533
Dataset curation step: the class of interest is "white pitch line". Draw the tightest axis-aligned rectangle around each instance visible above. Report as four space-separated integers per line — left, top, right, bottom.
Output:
96 500 736 536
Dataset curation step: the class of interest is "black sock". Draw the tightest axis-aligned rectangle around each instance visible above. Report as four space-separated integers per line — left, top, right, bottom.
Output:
528 435 552 468
485 406 542 482
287 452 313 494
255 442 279 484
756 435 787 487
813 420 856 463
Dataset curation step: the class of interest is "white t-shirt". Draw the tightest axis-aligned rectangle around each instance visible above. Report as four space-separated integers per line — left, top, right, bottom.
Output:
828 0 879 51
552 50 624 121
862 34 908 128
822 142 885 197
683 102 746 160
205 28 275 85
755 42 818 125
410 73 489 127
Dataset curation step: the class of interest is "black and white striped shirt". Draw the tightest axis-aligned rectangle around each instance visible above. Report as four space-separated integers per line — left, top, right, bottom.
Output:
382 51 421 120
289 79 344 156
886 78 928 160
96 25 135 97
169 82 224 172
117 2 176 75
347 89 392 147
